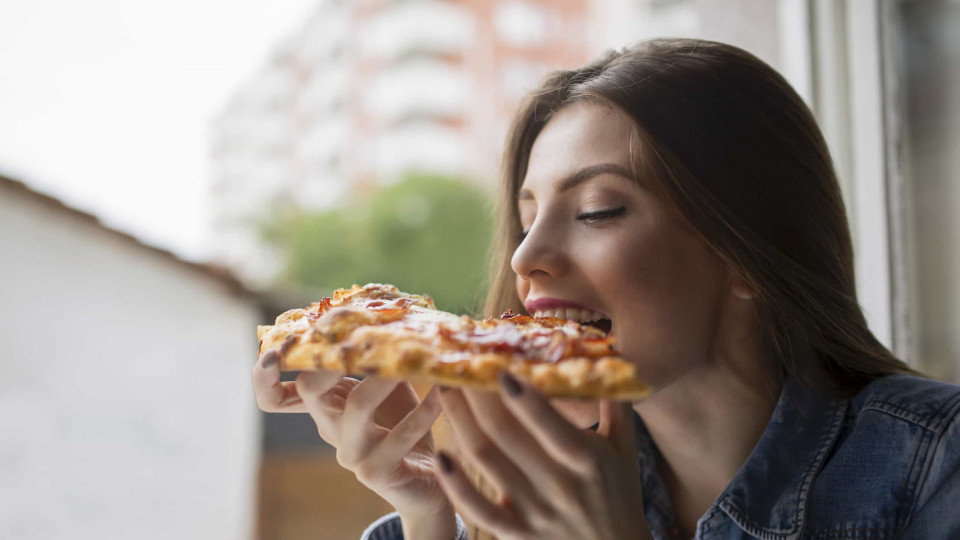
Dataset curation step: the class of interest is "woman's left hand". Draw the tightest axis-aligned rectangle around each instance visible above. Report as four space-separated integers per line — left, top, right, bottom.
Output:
436 373 653 540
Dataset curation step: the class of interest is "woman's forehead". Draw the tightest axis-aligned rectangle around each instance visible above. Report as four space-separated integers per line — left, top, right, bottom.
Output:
523 102 638 192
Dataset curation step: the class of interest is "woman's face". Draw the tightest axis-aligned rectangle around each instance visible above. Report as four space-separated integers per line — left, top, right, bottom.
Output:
513 101 734 389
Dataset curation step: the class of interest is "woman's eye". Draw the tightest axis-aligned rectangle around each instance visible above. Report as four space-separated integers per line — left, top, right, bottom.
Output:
576 206 626 223
517 206 624 242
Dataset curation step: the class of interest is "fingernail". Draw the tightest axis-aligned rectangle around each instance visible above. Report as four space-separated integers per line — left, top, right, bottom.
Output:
438 385 450 393
499 371 523 397
260 350 277 369
436 451 454 474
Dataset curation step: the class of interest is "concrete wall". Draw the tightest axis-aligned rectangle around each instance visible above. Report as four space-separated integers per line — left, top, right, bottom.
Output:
0 186 262 539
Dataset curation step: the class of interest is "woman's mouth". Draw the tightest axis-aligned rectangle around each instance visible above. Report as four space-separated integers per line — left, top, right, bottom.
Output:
531 308 613 335
586 318 613 335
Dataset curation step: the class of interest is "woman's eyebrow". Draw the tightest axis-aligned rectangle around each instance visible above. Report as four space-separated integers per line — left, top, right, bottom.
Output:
518 163 638 200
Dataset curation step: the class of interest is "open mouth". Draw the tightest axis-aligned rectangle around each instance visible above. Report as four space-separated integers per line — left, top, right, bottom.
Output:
532 309 613 335
582 318 613 335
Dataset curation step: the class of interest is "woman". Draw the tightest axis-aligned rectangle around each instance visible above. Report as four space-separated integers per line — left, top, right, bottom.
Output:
252 39 960 539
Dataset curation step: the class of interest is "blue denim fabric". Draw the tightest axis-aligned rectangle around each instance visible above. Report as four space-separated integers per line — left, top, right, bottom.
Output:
641 374 960 539
361 373 960 539
360 511 468 540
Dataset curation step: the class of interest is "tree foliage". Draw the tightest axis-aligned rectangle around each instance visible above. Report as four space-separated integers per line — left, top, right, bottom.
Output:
272 174 494 315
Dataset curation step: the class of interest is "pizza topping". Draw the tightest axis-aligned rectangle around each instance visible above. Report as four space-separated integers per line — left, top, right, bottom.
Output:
425 316 606 364
500 309 520 320
307 328 324 343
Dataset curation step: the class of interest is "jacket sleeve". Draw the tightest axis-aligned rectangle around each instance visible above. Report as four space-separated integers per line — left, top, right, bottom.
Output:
360 511 469 540
900 401 960 538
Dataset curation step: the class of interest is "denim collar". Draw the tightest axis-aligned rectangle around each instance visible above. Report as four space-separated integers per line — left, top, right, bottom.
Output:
634 377 849 539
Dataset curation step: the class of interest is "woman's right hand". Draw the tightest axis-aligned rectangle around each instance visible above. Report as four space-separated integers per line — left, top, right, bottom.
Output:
252 349 457 540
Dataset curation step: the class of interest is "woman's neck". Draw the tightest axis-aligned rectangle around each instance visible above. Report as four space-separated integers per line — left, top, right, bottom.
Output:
634 362 780 537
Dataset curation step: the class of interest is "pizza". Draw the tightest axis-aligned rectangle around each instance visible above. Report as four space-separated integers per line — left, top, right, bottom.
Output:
257 283 649 399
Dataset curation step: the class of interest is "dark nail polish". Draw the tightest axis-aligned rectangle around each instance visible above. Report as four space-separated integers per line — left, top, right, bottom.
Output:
260 350 277 369
437 451 454 474
439 385 450 393
499 371 523 397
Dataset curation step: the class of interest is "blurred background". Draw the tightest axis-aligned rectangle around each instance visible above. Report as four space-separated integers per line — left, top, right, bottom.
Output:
0 0 957 538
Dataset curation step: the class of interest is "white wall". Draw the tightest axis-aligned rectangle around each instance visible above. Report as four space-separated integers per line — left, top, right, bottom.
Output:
0 187 262 539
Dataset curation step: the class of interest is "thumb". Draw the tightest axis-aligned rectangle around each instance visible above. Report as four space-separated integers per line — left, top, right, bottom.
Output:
597 399 637 456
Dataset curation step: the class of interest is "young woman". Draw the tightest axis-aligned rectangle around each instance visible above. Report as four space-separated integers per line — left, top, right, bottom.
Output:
252 39 960 539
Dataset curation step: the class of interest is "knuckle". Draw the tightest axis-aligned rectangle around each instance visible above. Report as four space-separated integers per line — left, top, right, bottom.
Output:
313 425 337 447
252 389 280 412
333 377 360 397
254 396 274 413
318 392 344 412
352 461 370 482
352 461 380 485
335 448 356 471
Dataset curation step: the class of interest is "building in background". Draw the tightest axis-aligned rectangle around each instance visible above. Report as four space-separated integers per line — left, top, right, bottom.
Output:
209 0 591 287
0 175 263 540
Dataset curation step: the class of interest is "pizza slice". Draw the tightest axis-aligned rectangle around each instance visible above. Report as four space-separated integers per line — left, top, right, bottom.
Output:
257 283 649 399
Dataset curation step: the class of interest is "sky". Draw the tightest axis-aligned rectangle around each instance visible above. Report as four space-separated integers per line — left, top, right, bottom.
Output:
0 0 318 261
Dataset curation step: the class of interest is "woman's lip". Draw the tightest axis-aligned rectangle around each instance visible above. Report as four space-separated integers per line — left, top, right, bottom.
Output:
523 297 607 317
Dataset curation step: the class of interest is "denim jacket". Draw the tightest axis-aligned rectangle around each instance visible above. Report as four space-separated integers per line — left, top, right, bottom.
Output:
362 374 960 539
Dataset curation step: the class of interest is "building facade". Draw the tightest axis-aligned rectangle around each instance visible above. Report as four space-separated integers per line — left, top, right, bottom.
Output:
209 0 590 286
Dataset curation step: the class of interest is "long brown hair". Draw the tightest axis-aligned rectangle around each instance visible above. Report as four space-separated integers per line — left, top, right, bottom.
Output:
484 38 917 399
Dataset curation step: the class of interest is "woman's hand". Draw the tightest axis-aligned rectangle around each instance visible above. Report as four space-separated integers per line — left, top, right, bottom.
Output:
252 349 456 540
436 374 653 540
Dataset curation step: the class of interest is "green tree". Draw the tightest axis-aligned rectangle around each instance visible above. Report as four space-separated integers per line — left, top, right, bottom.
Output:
275 174 494 315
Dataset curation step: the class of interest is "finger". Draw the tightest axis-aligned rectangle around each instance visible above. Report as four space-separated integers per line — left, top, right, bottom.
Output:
339 376 403 458
435 451 526 539
317 377 362 413
439 388 542 513
374 382 422 429
342 376 404 425
297 371 356 441
598 399 637 456
497 372 591 464
460 389 566 490
370 386 443 462
252 350 314 413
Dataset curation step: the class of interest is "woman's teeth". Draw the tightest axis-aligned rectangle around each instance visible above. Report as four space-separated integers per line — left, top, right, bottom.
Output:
533 308 607 322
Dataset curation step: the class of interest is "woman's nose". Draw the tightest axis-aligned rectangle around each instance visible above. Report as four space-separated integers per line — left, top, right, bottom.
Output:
510 224 568 279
